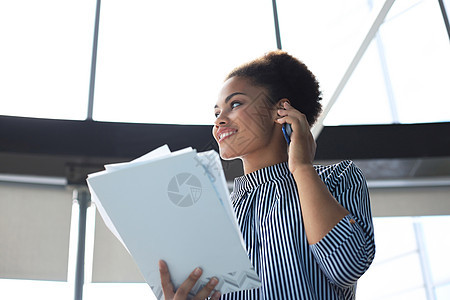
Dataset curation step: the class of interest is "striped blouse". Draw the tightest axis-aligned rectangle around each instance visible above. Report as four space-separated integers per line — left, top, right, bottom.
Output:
221 161 375 300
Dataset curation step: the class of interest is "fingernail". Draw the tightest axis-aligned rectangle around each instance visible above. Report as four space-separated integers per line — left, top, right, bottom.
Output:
212 291 221 299
194 268 202 276
158 260 165 270
210 277 218 285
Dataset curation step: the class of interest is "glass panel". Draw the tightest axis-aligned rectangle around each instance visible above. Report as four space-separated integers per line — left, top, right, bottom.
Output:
278 0 450 125
383 287 427 300
356 216 423 299
380 0 450 123
436 282 450 300
356 252 424 299
372 217 417 262
323 38 393 125
84 283 155 300
0 0 95 120
357 216 450 299
0 279 72 300
420 216 450 284
277 0 385 109
93 0 276 125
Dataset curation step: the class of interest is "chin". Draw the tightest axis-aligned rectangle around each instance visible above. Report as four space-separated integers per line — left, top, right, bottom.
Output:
219 151 237 161
219 146 240 160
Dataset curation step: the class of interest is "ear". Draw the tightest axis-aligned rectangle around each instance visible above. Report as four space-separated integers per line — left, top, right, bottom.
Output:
276 98 291 109
274 98 291 122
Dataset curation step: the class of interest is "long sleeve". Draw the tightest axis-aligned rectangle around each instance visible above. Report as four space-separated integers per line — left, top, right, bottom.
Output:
222 161 375 300
309 161 376 287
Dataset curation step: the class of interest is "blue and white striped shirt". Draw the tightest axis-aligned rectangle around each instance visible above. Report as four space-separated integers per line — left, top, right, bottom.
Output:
221 161 375 299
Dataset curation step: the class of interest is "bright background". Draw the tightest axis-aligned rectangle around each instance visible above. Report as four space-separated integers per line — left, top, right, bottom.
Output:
1 0 449 125
1 0 449 299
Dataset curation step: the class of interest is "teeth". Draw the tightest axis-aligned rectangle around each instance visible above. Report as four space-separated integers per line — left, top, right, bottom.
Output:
219 131 236 140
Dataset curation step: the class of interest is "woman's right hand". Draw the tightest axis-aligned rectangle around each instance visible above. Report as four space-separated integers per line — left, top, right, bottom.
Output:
159 260 221 300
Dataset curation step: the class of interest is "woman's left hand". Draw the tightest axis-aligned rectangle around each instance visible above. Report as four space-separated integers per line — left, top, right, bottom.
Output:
276 102 316 173
276 102 350 245
159 260 221 300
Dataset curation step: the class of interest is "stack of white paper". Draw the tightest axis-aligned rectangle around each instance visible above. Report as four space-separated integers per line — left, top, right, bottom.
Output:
87 145 261 299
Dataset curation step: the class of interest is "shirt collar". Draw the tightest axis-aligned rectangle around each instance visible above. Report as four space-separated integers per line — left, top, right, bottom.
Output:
233 161 290 193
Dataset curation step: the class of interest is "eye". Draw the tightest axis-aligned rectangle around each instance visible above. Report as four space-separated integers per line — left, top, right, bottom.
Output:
231 101 242 109
214 111 220 118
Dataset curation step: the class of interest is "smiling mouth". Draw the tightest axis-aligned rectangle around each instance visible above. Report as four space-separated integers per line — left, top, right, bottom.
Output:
218 130 237 142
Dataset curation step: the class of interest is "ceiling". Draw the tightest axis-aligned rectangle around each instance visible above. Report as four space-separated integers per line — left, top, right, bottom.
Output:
1 115 449 187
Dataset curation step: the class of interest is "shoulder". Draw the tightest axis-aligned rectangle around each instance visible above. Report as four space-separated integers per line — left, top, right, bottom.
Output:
269 172 298 203
246 170 296 198
314 160 367 195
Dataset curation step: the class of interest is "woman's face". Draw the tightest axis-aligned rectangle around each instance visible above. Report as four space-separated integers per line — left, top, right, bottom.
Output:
212 76 279 160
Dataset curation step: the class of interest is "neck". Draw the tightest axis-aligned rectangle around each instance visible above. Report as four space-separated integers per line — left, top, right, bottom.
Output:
241 138 288 174
242 155 288 174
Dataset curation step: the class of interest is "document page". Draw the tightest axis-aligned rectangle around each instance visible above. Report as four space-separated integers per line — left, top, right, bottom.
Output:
87 146 260 299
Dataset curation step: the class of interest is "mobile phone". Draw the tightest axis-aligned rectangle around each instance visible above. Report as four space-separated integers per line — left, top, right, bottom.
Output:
282 123 292 144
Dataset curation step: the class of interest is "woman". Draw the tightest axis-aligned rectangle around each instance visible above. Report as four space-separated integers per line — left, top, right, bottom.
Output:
159 50 375 299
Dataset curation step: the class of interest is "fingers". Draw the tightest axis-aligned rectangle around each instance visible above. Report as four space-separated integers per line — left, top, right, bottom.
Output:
159 260 221 300
277 103 309 127
172 266 203 299
276 114 309 134
159 260 175 299
276 103 316 168
192 277 221 300
210 290 221 300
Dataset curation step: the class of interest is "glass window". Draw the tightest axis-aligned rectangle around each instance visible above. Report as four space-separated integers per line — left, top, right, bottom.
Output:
84 283 154 300
277 0 386 110
357 235 424 298
379 0 450 124
421 216 450 285
436 283 450 300
0 279 72 300
1 184 449 300
371 216 417 261
278 0 450 126
93 0 276 125
0 0 95 120
323 38 393 125
2 0 448 125
357 216 450 299
383 288 427 300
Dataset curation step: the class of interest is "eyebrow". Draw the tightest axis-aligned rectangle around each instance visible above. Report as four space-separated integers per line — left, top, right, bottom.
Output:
214 92 247 108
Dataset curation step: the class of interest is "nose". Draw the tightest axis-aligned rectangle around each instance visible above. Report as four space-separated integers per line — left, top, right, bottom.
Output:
214 111 229 127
